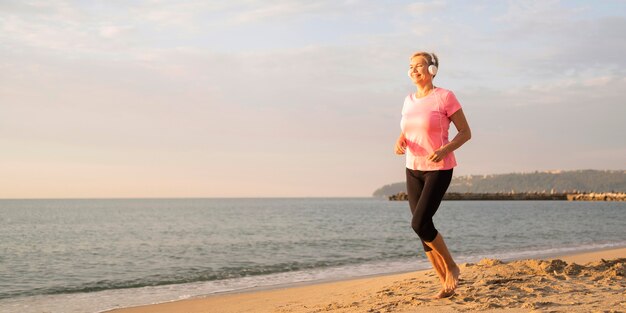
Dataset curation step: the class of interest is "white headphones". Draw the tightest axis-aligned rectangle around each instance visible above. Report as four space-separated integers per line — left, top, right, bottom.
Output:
428 52 438 76
408 52 438 78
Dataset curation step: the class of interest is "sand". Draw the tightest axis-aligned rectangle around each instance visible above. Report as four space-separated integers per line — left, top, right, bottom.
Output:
107 248 626 313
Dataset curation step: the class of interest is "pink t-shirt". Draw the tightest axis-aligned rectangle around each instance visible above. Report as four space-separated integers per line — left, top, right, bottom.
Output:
400 87 462 171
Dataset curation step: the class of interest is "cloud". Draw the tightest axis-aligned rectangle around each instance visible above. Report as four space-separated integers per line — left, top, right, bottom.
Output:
0 1 140 54
406 0 447 16
99 25 133 38
493 0 581 30
232 1 326 24
1 0 625 197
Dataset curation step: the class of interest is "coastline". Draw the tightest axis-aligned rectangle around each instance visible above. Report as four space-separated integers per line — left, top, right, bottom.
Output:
106 246 626 313
387 191 626 201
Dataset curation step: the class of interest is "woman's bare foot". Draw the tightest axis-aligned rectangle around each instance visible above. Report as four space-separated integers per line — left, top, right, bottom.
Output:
432 288 455 299
444 264 460 291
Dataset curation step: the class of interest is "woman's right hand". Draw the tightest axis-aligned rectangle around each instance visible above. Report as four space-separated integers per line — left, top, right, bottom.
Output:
394 134 407 155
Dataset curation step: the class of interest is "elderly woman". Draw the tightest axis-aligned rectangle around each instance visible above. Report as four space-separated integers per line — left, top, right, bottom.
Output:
395 51 471 298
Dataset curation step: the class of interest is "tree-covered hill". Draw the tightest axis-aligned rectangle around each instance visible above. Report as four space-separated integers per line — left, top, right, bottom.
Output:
372 169 626 197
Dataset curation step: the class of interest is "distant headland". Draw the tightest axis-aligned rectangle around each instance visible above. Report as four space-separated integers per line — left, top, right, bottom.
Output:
374 169 626 200
387 191 626 201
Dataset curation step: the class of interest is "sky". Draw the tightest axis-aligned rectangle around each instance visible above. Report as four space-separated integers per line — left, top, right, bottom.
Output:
1 0 625 198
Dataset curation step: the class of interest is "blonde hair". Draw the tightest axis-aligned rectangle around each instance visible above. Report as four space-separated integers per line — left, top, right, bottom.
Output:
410 51 438 67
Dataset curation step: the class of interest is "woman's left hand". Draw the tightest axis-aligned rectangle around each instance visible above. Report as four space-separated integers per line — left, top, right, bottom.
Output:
427 148 448 163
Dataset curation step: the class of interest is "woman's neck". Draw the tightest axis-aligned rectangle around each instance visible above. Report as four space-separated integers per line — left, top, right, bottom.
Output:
415 83 435 98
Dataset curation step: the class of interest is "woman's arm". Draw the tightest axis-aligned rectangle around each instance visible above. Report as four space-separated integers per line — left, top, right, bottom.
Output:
394 132 407 155
427 109 471 162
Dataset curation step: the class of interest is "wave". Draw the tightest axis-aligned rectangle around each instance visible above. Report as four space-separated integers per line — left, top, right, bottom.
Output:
2 242 625 313
1 252 419 299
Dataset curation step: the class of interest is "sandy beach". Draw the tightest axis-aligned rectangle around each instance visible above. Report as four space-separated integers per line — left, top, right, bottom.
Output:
107 247 626 313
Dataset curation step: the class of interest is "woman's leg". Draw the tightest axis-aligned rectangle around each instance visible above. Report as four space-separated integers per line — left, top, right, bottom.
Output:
425 250 445 284
411 169 459 293
425 250 450 298
407 168 452 297
424 233 460 293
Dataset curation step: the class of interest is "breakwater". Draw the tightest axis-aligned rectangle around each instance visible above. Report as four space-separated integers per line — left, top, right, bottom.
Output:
388 192 626 201
566 192 626 201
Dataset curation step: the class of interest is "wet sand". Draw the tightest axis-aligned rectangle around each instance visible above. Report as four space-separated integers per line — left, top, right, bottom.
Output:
107 247 626 313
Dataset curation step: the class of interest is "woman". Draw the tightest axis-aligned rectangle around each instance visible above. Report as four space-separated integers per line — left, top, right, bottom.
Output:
395 51 471 299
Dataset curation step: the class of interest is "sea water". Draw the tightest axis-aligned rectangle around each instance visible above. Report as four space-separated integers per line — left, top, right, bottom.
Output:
0 198 624 313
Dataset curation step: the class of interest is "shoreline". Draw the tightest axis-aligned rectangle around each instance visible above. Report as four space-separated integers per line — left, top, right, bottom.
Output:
387 192 626 201
105 246 626 313
176 244 626 297
103 243 626 305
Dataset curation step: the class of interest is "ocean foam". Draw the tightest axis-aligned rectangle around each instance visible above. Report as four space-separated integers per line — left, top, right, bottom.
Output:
1 241 624 313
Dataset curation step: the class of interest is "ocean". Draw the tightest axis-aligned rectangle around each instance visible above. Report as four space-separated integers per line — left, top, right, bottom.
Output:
0 198 624 313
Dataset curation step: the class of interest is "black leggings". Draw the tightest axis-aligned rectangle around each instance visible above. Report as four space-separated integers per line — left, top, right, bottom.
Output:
406 168 453 252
